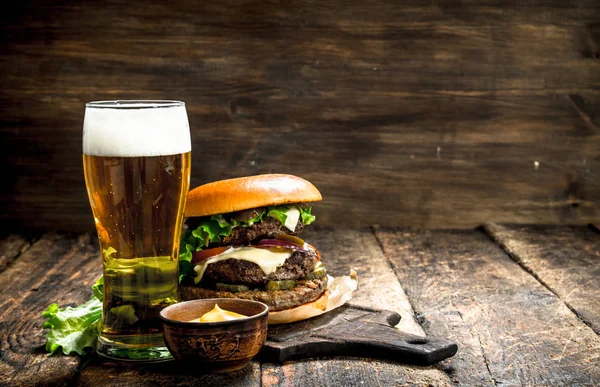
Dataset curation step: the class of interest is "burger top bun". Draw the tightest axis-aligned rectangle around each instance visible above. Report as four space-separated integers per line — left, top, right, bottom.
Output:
185 174 322 217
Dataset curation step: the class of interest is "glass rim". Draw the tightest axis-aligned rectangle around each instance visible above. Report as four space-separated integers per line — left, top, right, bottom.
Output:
86 100 185 109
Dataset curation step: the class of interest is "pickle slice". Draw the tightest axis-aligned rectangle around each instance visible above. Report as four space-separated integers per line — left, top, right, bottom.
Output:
265 280 296 291
215 283 250 293
303 267 327 280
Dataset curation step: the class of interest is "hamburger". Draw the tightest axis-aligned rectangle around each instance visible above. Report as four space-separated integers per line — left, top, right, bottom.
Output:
178 174 328 322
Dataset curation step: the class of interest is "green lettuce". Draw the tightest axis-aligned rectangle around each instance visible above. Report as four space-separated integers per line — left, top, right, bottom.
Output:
192 216 234 248
300 206 316 225
237 211 265 227
178 243 196 283
42 277 104 356
265 206 288 225
266 205 316 226
92 275 104 301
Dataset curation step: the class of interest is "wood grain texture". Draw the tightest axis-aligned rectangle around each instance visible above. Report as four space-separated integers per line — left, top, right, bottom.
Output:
374 227 600 386
0 234 33 274
1 227 599 385
1 0 600 231
483 223 600 334
0 233 100 386
262 359 452 387
304 226 425 336
79 361 261 387
261 227 453 386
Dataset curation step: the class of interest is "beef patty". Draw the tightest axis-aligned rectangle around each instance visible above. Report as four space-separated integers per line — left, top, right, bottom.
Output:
200 249 319 287
181 276 328 311
222 216 305 246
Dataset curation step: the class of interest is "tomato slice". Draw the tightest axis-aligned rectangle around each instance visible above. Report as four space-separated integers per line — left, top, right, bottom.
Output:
191 246 228 264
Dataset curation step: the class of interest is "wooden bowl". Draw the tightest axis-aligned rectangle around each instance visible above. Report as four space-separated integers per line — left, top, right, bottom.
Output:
160 298 268 373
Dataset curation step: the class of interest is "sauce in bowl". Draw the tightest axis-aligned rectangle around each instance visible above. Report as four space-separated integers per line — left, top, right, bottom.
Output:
189 304 248 323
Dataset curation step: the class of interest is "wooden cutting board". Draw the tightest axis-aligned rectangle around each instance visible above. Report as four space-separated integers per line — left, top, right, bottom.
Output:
260 304 458 365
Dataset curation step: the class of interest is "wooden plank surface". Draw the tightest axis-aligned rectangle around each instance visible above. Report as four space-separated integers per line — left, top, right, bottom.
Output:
0 233 100 386
79 361 262 387
2 0 600 232
1 227 600 385
308 226 425 336
261 227 452 387
484 223 600 335
374 227 600 386
262 358 451 387
4 92 599 231
0 234 33 274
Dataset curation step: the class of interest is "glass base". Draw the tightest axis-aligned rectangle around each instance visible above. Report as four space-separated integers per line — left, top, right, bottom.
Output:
96 335 173 362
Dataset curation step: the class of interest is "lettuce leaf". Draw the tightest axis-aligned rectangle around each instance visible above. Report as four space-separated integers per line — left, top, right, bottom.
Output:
191 216 234 248
42 276 104 356
266 205 316 226
92 275 104 301
237 210 265 227
178 228 198 283
299 206 316 225
266 206 289 225
179 215 237 283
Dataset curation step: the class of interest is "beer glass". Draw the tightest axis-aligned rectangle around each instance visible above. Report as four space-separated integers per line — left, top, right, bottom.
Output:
82 101 191 361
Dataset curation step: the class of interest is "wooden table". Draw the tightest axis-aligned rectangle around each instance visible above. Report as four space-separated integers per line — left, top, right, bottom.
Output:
1 225 599 386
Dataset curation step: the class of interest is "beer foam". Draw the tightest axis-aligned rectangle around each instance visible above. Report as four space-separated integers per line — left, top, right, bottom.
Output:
83 102 191 157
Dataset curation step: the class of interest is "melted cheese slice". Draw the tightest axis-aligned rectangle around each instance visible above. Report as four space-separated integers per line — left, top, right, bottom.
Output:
193 247 293 284
284 206 301 231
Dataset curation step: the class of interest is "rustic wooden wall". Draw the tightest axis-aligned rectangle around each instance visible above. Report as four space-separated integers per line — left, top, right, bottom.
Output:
1 0 599 232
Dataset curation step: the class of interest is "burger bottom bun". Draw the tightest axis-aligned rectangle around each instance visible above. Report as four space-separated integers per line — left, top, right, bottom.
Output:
267 291 329 324
269 273 358 324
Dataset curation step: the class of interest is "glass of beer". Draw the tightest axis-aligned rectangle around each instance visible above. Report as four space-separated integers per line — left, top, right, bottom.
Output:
82 100 191 361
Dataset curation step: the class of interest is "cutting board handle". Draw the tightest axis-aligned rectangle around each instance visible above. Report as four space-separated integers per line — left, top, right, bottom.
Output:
261 305 458 365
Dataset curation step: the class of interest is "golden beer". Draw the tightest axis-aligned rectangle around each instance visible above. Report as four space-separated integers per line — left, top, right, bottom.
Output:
83 101 191 361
